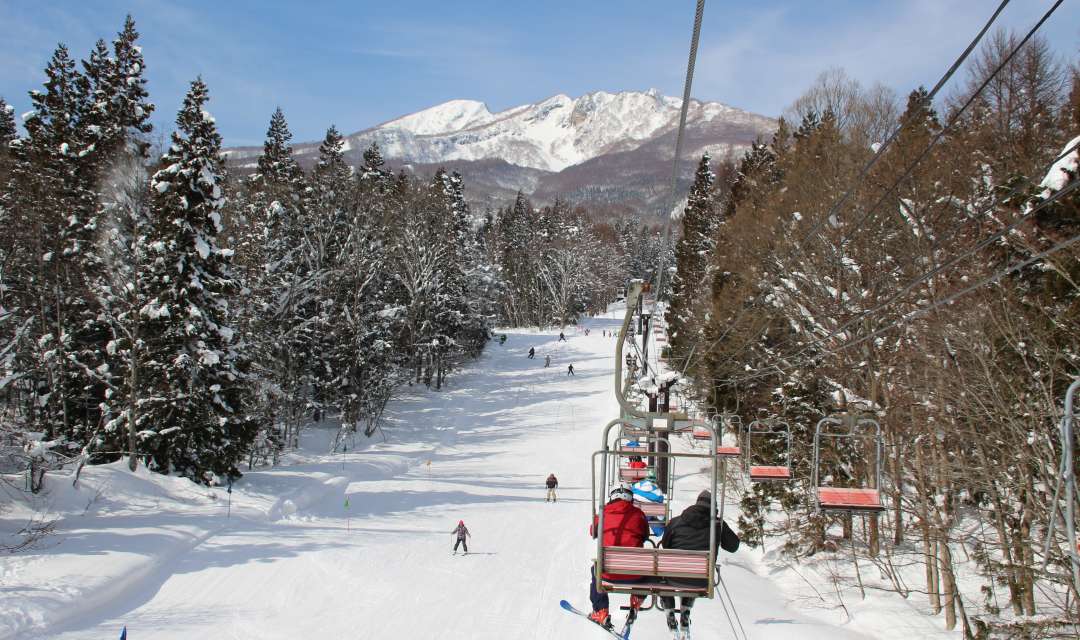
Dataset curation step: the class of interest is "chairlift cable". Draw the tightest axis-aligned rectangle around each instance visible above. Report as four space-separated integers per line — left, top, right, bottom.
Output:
791 0 1017 254
652 0 705 312
716 569 750 640
677 0 1048 375
704 144 1080 385
707 195 1080 390
686 130 1080 390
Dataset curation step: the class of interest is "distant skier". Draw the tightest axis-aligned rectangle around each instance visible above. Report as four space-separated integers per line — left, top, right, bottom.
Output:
658 490 740 634
499 334 507 345
567 364 575 376
451 520 471 554
528 347 535 359
558 332 566 342
586 485 648 629
544 355 551 367
545 473 559 502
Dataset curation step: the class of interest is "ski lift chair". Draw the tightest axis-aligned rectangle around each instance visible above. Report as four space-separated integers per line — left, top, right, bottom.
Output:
746 417 793 482
812 413 885 513
593 418 725 601
698 414 743 459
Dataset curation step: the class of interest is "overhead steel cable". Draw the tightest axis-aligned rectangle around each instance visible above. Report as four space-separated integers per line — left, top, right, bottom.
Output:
790 0 1015 255
705 174 1080 391
679 0 1061 377
651 0 705 314
706 137 1080 380
826 0 1065 252
674 0 1019 374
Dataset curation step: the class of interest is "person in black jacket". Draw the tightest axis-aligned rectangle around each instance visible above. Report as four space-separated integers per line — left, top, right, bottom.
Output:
658 490 740 633
545 473 558 502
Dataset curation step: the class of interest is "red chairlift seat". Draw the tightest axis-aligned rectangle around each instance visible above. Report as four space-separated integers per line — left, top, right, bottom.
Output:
691 426 710 440
618 444 649 454
746 417 793 484
749 465 791 481
817 487 884 512
812 414 886 514
716 446 741 458
619 467 652 481
599 547 711 596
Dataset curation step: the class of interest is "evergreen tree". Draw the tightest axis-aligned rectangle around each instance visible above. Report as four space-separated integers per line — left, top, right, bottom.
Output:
0 97 14 186
86 16 155 465
3 44 104 445
308 125 353 425
83 16 154 160
241 107 311 447
0 97 15 149
140 78 254 482
666 153 717 362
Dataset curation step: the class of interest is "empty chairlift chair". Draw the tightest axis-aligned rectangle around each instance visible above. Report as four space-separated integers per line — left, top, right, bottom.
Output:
746 417 793 482
812 413 886 513
705 414 742 460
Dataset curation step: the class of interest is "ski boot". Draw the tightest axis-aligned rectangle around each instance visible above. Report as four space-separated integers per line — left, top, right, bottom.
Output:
665 609 678 632
587 608 613 630
680 608 692 638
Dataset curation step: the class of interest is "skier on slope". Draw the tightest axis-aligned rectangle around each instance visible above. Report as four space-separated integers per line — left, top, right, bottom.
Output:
451 520 471 554
586 485 648 629
567 364 575 376
558 332 566 342
545 473 559 502
658 490 740 634
528 347 535 359
545 355 551 368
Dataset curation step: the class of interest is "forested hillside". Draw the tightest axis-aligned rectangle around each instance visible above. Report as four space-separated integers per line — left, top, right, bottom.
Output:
666 34 1080 637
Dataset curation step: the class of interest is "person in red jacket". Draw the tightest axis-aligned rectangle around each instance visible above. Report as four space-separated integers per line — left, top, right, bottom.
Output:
627 456 647 470
586 485 649 629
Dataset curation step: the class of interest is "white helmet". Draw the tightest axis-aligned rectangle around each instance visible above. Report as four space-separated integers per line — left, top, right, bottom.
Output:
609 484 633 501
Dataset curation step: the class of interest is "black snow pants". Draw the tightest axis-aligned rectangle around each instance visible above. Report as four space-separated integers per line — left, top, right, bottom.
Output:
454 537 468 553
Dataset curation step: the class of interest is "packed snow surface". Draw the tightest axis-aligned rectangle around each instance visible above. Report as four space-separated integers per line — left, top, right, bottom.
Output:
1 307 953 639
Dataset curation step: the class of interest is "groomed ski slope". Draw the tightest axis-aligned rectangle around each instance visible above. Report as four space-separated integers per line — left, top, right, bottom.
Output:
3 305 952 640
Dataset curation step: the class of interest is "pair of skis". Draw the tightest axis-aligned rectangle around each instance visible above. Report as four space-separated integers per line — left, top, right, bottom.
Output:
559 600 635 639
560 600 692 640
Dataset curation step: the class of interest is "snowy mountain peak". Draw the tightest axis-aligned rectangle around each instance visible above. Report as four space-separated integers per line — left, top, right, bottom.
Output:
225 90 776 210
380 99 494 136
354 89 772 172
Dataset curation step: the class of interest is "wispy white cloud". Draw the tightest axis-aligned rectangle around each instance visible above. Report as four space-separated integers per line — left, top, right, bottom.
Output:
694 0 1076 116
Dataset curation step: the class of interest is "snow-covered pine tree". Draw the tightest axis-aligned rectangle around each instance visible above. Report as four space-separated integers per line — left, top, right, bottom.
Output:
140 78 255 483
0 96 14 193
242 107 312 449
307 125 353 427
496 191 539 326
666 152 716 363
322 142 402 440
3 44 106 449
83 16 154 160
0 97 15 149
84 16 156 468
433 169 489 366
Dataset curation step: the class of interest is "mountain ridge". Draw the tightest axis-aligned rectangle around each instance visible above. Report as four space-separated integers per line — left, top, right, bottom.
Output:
225 89 777 214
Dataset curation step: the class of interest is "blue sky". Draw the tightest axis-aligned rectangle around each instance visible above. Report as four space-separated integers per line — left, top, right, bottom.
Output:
2 1 1077 147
